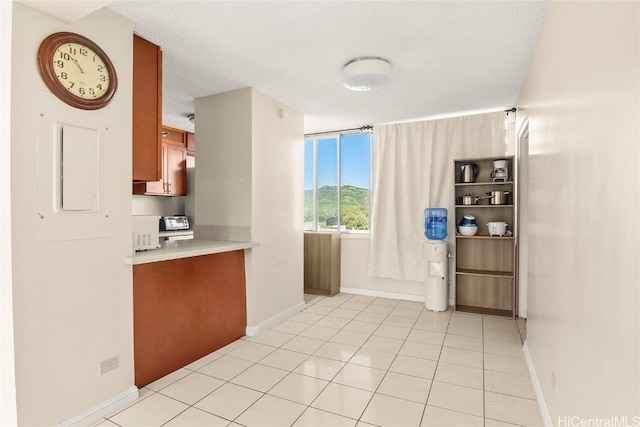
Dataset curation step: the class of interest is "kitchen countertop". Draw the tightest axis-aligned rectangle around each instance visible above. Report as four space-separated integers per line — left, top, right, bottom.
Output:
126 239 259 265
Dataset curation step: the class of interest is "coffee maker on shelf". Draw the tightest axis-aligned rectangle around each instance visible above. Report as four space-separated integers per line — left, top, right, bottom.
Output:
491 159 509 182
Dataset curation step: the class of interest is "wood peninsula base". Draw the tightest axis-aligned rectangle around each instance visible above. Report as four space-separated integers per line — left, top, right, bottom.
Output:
133 250 247 387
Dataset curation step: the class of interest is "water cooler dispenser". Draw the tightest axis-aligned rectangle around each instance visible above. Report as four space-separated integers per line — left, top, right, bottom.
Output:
425 241 449 311
424 208 449 311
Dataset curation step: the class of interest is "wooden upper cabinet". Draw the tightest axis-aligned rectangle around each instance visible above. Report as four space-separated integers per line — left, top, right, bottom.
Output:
165 144 187 195
132 35 162 182
162 127 186 147
186 132 195 156
133 126 187 196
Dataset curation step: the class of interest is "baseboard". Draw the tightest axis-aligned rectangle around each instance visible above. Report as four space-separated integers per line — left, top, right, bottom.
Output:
245 301 306 336
523 341 553 427
340 287 425 302
58 386 139 427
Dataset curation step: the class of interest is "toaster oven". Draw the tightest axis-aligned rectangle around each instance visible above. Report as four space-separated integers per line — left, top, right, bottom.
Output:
160 215 190 231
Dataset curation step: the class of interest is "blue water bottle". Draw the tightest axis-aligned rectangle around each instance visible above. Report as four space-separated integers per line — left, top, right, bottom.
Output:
425 208 448 240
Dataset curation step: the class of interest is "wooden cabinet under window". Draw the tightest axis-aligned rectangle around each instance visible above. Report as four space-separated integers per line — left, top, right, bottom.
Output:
134 126 187 196
304 232 340 296
132 35 162 182
454 156 516 317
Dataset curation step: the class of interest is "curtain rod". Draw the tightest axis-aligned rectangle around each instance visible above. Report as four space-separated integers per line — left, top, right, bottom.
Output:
304 125 373 138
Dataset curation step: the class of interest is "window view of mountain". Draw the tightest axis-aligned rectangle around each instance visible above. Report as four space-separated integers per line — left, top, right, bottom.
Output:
304 185 369 231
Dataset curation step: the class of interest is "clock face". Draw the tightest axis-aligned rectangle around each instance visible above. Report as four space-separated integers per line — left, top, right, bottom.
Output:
53 42 110 100
38 32 118 110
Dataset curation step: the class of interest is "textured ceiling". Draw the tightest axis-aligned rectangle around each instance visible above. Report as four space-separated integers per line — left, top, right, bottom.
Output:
108 1 548 134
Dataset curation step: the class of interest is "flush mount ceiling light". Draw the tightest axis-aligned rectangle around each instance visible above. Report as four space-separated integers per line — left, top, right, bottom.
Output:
342 57 391 91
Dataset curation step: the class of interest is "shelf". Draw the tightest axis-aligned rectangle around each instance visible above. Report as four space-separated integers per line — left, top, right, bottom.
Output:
453 155 516 319
455 235 514 240
455 305 513 318
455 205 513 208
456 268 514 278
455 181 513 186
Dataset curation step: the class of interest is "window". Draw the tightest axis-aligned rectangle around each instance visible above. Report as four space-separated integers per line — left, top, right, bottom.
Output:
304 132 371 232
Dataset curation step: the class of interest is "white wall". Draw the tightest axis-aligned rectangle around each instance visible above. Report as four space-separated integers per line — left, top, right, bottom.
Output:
1 0 17 425
248 89 304 327
132 194 185 217
10 4 135 425
194 88 252 232
194 88 304 330
517 1 639 423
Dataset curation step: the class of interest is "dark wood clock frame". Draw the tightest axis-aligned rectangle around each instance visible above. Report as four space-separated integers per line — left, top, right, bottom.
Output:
37 32 118 110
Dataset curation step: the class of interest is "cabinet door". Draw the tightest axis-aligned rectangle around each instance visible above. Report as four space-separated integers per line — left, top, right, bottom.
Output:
162 127 186 147
186 132 195 155
304 232 340 296
166 144 187 196
143 144 168 195
132 35 162 182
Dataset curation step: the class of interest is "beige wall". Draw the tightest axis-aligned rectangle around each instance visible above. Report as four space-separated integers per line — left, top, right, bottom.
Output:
517 1 639 423
1 0 17 424
10 4 135 425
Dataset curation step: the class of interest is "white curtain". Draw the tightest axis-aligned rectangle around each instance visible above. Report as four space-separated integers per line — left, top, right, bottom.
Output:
368 111 506 282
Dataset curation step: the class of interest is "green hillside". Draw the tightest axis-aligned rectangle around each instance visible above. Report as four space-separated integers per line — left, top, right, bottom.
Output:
305 185 369 230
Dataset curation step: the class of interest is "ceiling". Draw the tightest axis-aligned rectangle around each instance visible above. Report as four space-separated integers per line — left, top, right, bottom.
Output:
108 1 548 134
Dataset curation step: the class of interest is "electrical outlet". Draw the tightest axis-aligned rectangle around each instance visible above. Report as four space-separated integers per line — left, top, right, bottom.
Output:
551 371 557 391
100 356 119 375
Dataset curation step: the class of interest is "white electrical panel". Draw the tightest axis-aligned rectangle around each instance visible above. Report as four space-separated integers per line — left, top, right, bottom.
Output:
61 124 99 211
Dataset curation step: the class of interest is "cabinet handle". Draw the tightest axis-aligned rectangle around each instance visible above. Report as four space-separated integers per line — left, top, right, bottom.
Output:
167 182 172 193
162 131 168 137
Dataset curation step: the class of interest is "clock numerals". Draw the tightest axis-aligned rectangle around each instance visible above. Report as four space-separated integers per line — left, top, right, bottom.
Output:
52 43 110 99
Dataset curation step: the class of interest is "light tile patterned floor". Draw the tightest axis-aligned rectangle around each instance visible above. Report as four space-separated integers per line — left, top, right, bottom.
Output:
99 293 541 427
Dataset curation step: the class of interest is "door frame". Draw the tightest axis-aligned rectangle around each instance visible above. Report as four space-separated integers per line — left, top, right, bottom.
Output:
516 119 530 318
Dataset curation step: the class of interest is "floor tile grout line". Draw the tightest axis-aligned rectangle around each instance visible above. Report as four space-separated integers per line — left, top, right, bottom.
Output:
308 295 439 424
228 293 363 426
418 306 454 426
353 302 427 425
289 293 381 425
482 314 486 426
108 294 529 426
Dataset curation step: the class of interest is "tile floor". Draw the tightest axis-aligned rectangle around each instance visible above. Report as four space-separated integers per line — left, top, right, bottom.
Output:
97 293 542 427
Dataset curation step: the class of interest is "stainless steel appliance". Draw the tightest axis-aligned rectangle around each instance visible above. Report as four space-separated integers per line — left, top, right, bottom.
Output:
160 215 190 231
159 215 193 242
460 163 479 183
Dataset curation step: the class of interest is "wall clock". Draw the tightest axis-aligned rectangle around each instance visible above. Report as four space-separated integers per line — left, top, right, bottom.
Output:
37 32 118 110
